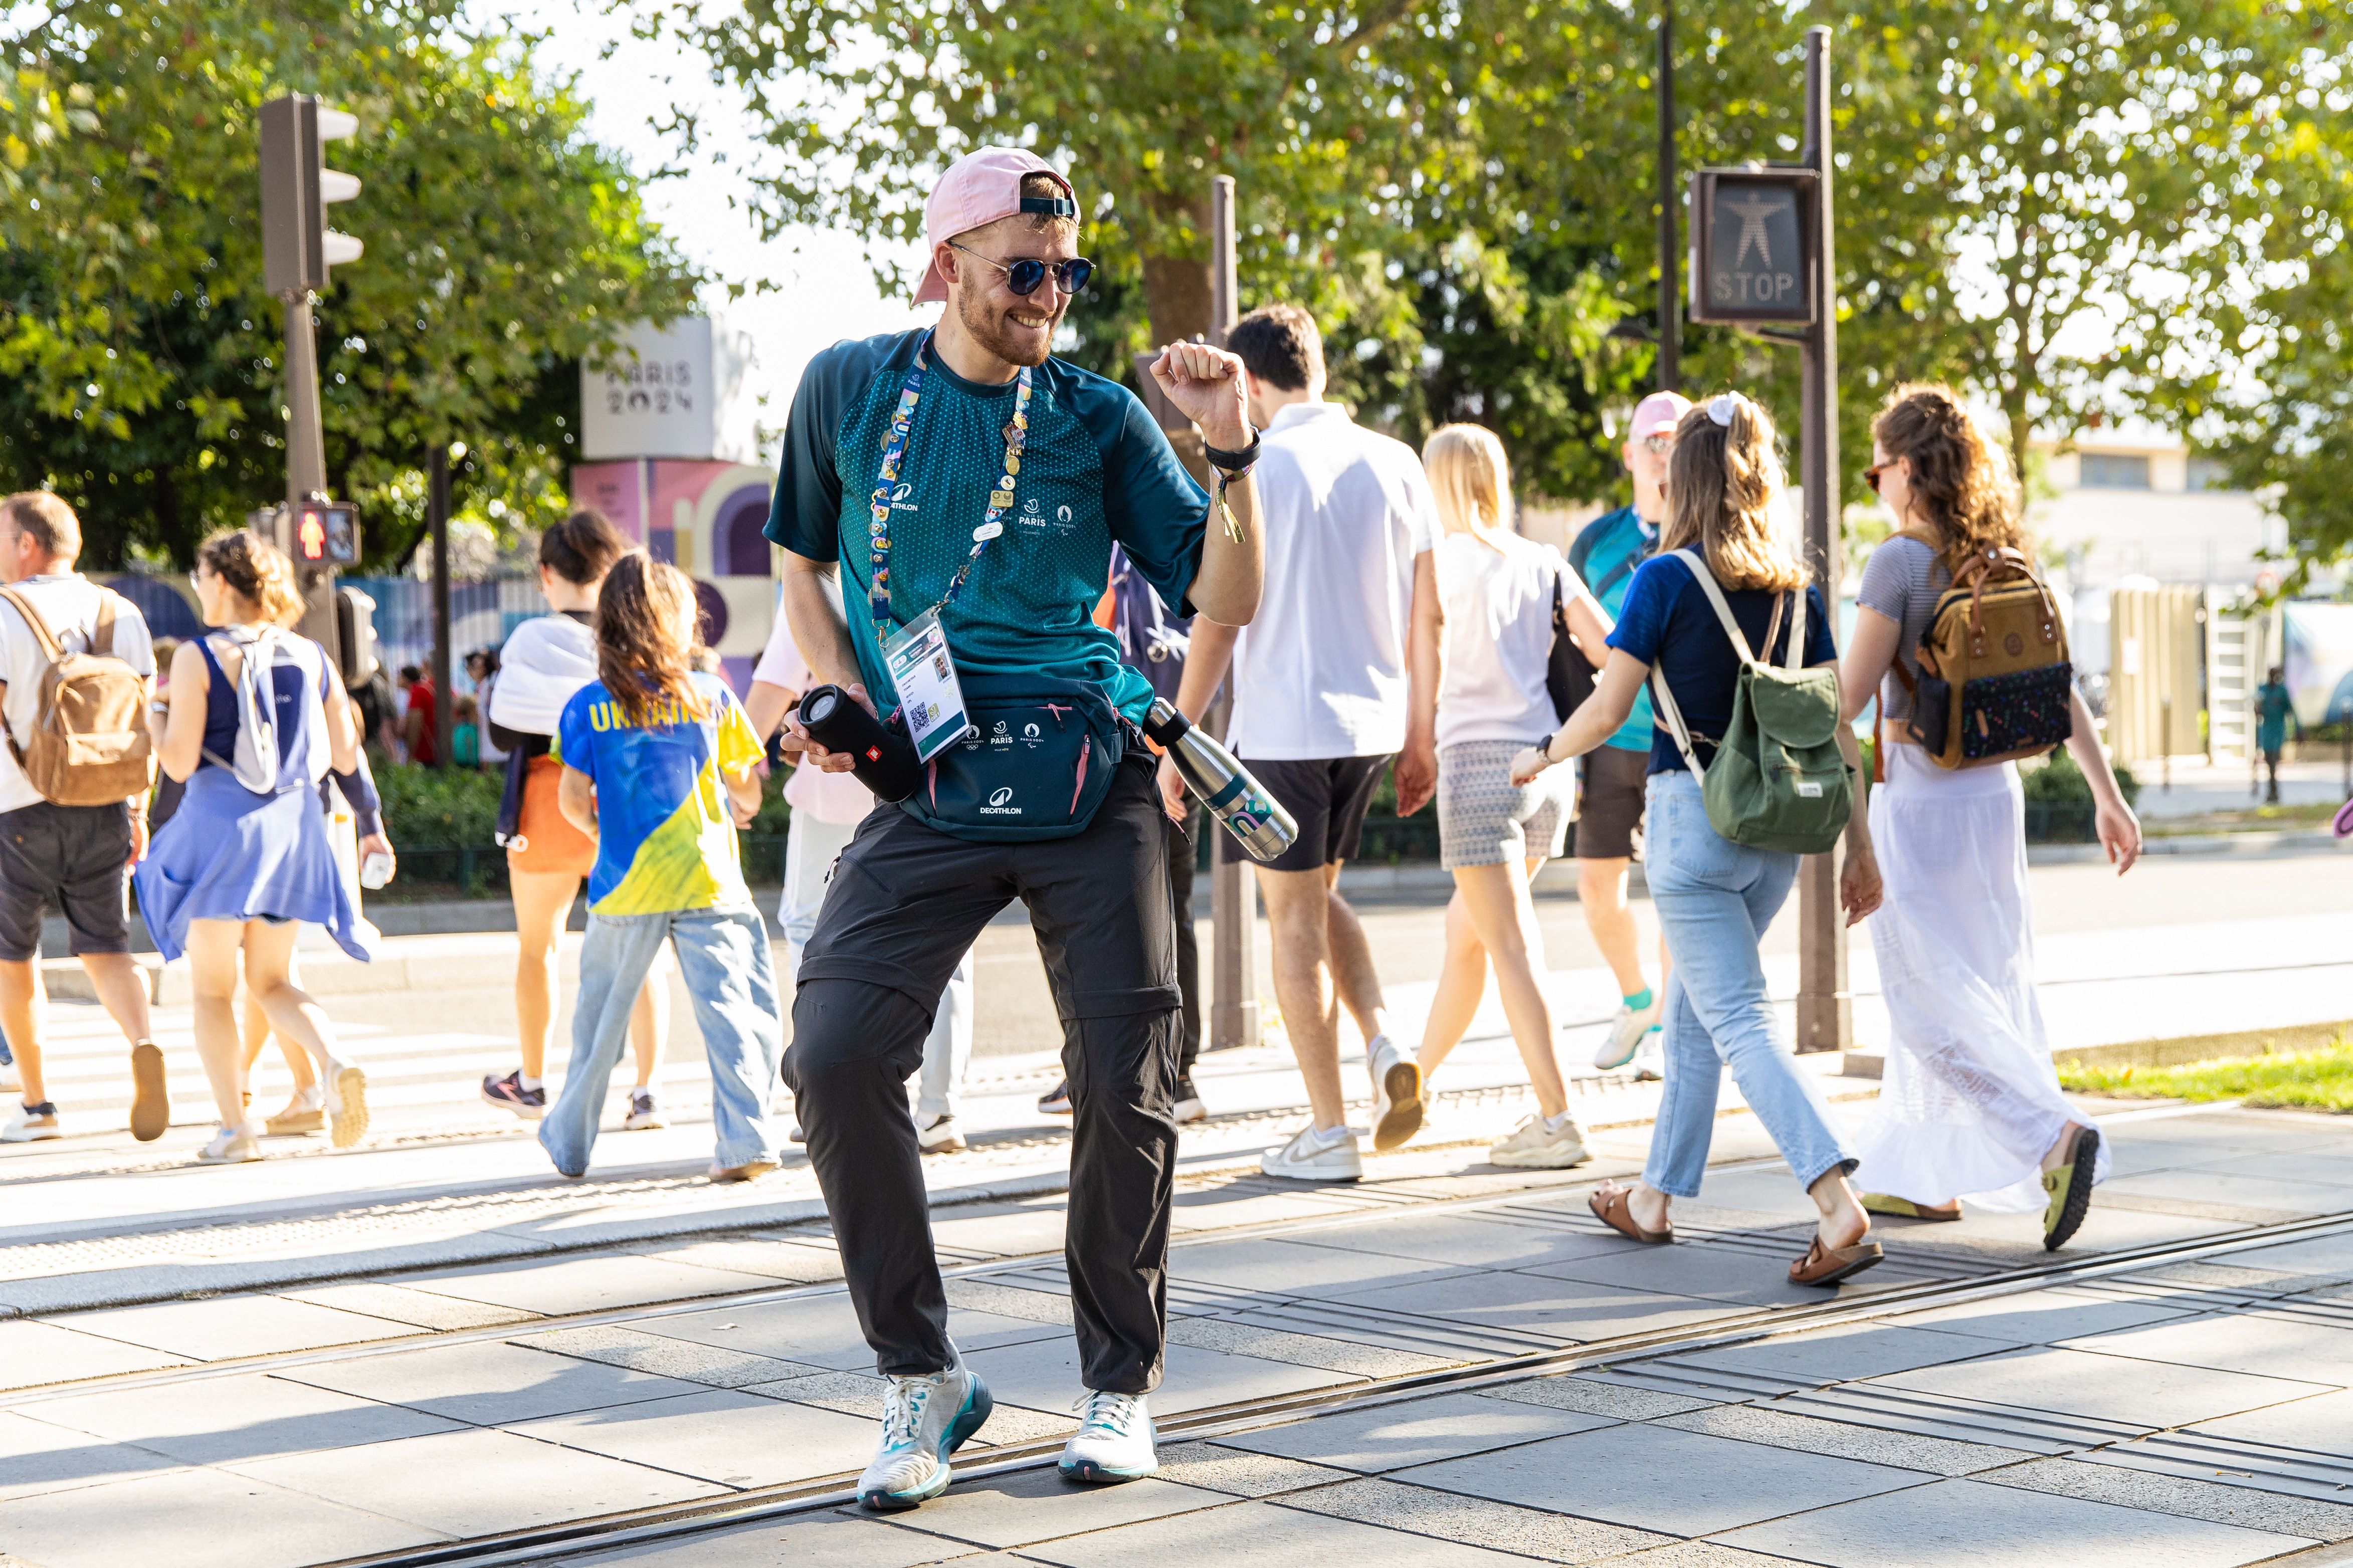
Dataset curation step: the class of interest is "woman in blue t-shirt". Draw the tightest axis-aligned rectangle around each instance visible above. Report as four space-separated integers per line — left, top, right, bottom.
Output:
1510 393 1885 1287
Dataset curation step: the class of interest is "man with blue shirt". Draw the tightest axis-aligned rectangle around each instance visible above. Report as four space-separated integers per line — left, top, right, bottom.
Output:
1566 390 1687 1076
767 148 1262 1509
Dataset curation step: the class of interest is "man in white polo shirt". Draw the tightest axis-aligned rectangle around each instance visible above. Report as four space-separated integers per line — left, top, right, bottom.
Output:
1161 304 1443 1182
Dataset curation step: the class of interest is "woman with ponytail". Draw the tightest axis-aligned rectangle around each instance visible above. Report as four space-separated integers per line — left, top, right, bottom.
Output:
1839 384 2138 1249
1511 394 1886 1286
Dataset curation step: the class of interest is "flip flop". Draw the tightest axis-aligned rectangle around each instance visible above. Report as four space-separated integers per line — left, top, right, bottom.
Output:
2041 1125 2101 1251
1789 1234 1884 1287
1589 1185 1674 1245
1860 1193 1962 1222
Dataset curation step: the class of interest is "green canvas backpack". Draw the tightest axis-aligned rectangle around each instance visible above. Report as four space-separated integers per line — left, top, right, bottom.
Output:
1648 549 1853 855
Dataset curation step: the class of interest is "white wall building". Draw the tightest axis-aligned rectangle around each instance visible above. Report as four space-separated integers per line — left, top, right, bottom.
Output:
2027 422 2282 591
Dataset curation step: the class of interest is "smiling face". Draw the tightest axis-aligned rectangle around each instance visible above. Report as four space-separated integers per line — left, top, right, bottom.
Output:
942 217 1079 370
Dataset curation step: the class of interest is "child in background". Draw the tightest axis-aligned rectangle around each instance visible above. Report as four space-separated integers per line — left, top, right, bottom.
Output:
451 693 482 769
537 554 784 1183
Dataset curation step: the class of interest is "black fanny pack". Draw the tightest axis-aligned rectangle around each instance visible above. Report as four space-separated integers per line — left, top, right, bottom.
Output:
896 672 1127 842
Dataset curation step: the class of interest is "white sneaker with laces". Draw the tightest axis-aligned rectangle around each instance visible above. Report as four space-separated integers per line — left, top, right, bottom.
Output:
1259 1121 1362 1182
197 1122 263 1163
1060 1390 1156 1482
1632 1031 1665 1082
916 1113 966 1154
857 1361 993 1512
623 1088 666 1131
1593 993 1664 1069
1366 1034 1423 1152
1488 1111 1591 1169
1 1101 57 1143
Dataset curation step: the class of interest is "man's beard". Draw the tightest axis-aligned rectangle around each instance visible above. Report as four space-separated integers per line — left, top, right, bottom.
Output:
956 287 1059 368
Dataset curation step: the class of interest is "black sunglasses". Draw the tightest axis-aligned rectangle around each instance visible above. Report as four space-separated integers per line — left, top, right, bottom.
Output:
948 242 1094 298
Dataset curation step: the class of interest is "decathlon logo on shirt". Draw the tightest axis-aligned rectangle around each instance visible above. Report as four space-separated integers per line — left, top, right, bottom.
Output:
982 785 1021 815
890 482 918 513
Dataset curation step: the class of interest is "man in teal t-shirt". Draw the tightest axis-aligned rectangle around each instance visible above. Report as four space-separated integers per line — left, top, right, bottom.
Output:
765 147 1266 1505
2255 665 2296 803
1565 389 1688 1077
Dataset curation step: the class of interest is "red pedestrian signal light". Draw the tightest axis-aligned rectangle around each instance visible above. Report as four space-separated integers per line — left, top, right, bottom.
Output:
300 510 327 560
273 500 361 567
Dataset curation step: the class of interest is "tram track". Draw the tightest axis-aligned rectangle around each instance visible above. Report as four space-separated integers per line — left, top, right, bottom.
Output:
248 1185 2353 1568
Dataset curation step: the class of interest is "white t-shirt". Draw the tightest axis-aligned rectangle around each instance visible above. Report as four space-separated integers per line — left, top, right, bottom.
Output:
1228 401 1439 760
1435 532 1590 751
752 603 874 827
485 614 598 738
0 574 156 814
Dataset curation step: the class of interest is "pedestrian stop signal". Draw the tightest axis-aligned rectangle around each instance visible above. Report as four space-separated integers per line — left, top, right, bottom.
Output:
1687 169 1818 327
273 500 361 567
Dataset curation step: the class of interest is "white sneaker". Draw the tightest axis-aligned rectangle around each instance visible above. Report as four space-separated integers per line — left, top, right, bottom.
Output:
324 1062 369 1149
1594 993 1663 1070
1366 1034 1424 1153
197 1122 263 1163
0 1058 20 1094
1260 1122 1362 1182
1632 1031 1665 1082
917 1113 966 1154
1061 1390 1157 1483
623 1088 666 1131
1489 1112 1591 1169
857 1362 993 1512
1 1101 58 1143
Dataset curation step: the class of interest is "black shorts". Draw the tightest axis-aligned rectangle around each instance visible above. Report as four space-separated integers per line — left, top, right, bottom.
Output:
1218 753 1391 874
0 800 133 962
1571 744 1650 862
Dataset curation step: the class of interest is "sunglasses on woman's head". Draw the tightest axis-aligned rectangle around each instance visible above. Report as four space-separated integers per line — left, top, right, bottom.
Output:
948 242 1094 298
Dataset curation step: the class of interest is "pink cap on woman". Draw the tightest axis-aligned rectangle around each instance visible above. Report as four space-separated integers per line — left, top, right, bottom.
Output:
914 147 1078 304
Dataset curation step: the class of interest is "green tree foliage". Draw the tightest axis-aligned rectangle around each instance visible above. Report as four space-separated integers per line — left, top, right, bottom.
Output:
0 0 699 569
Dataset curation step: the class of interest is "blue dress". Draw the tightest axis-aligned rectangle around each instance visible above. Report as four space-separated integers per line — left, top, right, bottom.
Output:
134 634 368 963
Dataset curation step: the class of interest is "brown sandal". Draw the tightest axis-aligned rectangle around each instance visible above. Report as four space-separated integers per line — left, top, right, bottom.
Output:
1789 1233 1884 1287
1589 1185 1674 1245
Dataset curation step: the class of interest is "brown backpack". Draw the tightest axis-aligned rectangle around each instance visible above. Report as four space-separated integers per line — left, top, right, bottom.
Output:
0 585 155 806
1882 528 2073 771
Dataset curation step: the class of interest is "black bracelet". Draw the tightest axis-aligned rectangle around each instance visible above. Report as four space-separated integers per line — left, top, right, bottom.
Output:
1203 430 1261 472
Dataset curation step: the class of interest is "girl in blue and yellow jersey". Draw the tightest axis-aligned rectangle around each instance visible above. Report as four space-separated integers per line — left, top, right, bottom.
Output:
536 553 784 1182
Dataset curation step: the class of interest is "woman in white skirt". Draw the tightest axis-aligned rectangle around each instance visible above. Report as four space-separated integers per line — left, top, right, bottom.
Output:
1407 425 1614 1168
1841 384 2142 1250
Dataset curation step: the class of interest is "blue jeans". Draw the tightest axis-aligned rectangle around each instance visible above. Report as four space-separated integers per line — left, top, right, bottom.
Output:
1641 770 1856 1198
540 904 783 1176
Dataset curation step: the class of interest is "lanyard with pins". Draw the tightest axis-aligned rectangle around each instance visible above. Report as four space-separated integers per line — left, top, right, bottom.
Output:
865 331 1034 648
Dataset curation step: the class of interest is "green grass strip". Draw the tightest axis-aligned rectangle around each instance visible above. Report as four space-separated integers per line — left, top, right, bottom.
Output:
2058 1035 2353 1112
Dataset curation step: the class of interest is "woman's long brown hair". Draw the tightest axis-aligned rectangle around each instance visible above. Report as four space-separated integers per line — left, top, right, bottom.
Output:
593 553 707 727
1659 395 1806 593
1871 383 2029 573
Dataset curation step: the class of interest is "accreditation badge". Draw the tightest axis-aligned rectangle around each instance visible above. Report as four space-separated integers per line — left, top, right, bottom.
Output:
880 606 973 763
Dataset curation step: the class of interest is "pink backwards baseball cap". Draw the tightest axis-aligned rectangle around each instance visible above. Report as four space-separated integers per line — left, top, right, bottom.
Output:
913 147 1079 304
1630 391 1695 439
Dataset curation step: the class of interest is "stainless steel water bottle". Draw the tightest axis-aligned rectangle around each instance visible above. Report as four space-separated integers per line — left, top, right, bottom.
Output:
1142 698 1298 863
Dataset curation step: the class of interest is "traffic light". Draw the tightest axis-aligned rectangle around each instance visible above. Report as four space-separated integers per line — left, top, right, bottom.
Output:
273 498 360 568
259 95 362 298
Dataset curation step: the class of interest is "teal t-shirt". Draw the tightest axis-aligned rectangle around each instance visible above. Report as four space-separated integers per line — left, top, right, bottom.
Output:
2256 682 2293 754
1567 505 1659 753
558 671 763 916
765 330 1211 722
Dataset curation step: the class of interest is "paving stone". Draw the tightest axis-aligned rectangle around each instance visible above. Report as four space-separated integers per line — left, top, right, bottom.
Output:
1395 1420 1924 1536
230 1424 725 1536
1328 1270 1731 1342
928 1202 1072 1259
942 1278 1076 1325
547 1504 987 1565
1168 1187 1367 1234
0 1318 189 1390
1715 1474 2313 1567
276 1280 541 1330
631 1237 847 1284
1156 1440 1353 1496
26 1369 462 1465
961 1401 1081 1447
1278 1476 1674 1560
1653 1404 2036 1475
1219 1391 1612 1472
0 1462 441 1568
1010 1494 1540 1564
880 1465 1230 1549
644 1294 1063 1369
514 1324 824 1387
1868 1345 2337 1430
2116 1261 2308 1290
1595 1544 1845 1566
276 1337 712 1425
1991 1456 2353 1541
1886 1287 2196 1346
1523 1241 1864 1308
1164 1315 1459 1376
387 1252 782 1316
1276 1214 1642 1274
746 1368 887 1416
511 1387 878 1487
962 1335 1352 1418
2102 1169 2338 1217
0 1406 182 1499
1663 1323 2008 1387
2222 1234 2353 1278
2055 1311 2353 1384
43 1293 414 1361
1480 1375 1715 1420
2185 1386 2353 1453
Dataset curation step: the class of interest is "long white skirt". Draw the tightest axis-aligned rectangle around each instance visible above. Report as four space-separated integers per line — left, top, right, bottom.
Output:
1851 743 2109 1213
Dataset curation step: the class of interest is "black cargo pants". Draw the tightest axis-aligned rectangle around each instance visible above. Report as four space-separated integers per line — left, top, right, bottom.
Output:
784 749 1181 1393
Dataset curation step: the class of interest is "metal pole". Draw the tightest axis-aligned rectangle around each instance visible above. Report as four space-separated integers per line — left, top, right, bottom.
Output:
428 444 454 770
1205 173 1259 1053
1794 26 1849 1056
1656 0 1679 392
281 291 339 657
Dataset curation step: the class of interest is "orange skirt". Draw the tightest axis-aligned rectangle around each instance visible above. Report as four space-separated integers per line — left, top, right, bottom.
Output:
506 755 597 878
